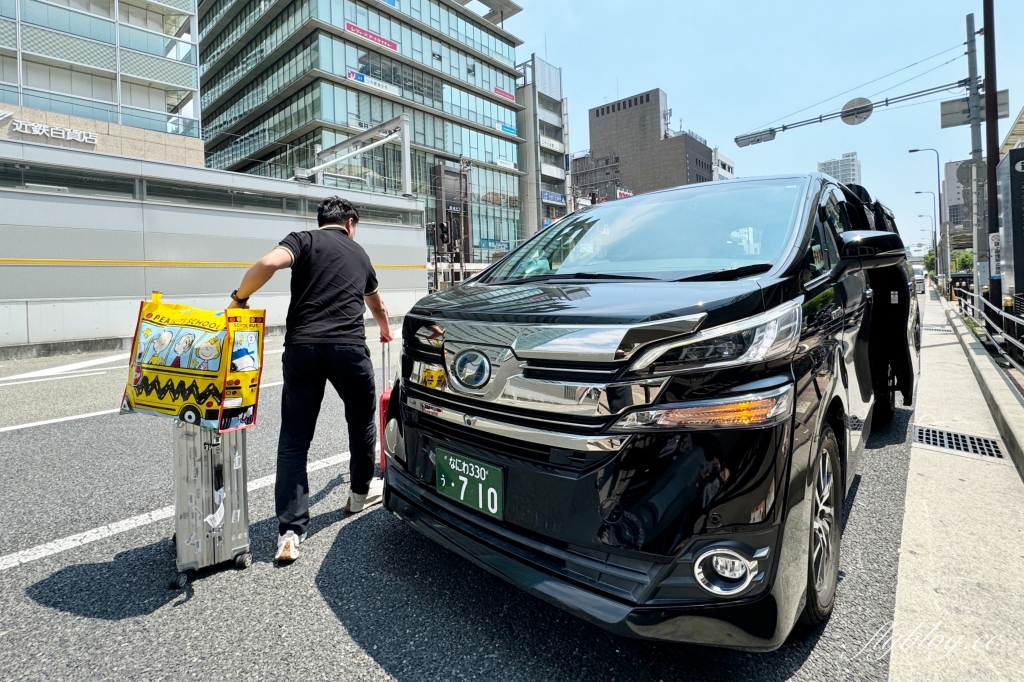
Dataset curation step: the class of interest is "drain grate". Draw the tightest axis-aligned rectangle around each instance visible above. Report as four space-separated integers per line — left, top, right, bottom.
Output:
921 324 954 333
913 426 1003 458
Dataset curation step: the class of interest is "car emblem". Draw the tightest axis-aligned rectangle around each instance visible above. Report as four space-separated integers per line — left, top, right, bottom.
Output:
452 349 491 389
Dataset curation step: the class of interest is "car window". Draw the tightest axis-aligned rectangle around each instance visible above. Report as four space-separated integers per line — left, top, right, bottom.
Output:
805 222 831 281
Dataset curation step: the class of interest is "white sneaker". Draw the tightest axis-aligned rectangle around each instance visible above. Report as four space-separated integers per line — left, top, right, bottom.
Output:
275 531 301 562
345 478 384 513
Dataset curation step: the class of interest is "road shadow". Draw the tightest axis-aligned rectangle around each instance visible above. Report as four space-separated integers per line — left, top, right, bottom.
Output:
315 512 824 682
865 406 914 450
26 539 186 620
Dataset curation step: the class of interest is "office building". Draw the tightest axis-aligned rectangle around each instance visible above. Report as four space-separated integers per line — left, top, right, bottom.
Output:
712 148 734 180
817 152 861 185
516 53 569 236
0 0 203 164
571 88 712 202
199 0 526 261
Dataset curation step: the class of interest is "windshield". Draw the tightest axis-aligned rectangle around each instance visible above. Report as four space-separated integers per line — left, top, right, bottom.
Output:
913 265 925 276
481 178 809 283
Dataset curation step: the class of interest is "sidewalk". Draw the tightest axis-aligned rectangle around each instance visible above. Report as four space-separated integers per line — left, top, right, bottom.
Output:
888 284 1024 681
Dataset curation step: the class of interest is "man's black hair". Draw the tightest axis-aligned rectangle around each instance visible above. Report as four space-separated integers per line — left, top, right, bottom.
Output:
317 196 360 228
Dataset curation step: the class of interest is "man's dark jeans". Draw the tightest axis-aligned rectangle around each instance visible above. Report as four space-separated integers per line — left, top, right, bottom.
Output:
276 343 376 536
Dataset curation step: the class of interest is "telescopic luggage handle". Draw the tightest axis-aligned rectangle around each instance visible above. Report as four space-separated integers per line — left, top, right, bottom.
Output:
382 340 392 384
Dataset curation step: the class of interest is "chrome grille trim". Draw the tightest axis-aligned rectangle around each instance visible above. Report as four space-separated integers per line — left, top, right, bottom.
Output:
406 397 629 452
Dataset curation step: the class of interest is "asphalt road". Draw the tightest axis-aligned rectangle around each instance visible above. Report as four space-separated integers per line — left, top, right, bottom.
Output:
0 337 915 681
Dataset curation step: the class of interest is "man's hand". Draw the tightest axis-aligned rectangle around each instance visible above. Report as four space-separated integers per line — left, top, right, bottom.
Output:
228 298 249 309
380 332 394 343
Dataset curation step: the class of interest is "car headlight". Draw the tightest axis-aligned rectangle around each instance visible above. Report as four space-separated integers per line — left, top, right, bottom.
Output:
629 301 802 373
610 384 794 431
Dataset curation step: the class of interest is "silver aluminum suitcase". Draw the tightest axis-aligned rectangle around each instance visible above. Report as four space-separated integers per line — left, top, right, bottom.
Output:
171 422 251 588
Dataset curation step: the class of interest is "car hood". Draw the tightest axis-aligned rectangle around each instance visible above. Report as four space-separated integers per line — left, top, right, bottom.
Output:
408 279 766 328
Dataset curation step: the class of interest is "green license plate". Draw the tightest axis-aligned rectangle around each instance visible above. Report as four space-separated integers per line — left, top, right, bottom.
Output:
435 448 504 520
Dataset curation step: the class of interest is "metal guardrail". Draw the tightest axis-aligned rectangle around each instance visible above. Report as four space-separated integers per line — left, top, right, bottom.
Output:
953 287 1024 375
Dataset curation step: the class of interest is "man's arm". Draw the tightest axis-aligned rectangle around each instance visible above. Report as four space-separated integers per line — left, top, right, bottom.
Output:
228 247 293 308
365 291 392 342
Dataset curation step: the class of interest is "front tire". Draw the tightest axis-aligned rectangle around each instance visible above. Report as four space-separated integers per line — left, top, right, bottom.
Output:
800 427 842 626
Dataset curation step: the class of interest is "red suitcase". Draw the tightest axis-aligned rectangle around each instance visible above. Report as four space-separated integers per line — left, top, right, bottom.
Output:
379 341 392 472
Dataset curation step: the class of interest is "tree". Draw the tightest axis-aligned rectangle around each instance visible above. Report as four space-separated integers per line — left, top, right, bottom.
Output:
923 249 936 274
953 250 974 273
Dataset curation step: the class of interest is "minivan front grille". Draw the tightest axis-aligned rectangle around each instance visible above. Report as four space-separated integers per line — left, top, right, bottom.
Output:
522 358 623 384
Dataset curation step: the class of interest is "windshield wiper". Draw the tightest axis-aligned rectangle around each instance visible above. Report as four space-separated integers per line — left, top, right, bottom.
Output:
497 272 660 285
675 263 774 282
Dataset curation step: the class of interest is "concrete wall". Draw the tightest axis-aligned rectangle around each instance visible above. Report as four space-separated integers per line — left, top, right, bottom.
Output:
0 103 205 166
0 139 427 349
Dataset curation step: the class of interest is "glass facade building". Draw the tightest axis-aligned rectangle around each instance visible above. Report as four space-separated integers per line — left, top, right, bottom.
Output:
0 0 200 136
200 0 525 260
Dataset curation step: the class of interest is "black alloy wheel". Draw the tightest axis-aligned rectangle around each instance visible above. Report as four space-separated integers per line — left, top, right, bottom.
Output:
800 426 842 626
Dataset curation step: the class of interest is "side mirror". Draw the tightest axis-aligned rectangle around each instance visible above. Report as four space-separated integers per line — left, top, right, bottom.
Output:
833 230 906 279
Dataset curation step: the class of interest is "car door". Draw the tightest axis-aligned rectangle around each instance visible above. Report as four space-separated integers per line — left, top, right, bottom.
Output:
792 213 843 476
821 187 874 467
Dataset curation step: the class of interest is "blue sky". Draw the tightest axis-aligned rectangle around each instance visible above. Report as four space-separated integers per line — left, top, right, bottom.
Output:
496 0 1024 253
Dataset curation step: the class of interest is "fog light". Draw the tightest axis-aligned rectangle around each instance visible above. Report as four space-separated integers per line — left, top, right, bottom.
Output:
384 419 400 457
712 555 747 580
694 548 759 596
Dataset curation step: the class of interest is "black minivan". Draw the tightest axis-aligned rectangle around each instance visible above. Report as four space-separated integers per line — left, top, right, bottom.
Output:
382 174 919 650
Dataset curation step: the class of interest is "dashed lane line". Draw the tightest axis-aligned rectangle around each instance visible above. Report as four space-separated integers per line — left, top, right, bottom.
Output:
0 452 350 571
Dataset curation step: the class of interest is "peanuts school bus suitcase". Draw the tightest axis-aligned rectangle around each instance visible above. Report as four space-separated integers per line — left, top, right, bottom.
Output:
170 422 251 588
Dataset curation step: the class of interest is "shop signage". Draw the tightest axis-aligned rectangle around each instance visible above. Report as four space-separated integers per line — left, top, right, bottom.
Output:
539 136 564 153
345 22 397 51
480 238 509 250
495 123 516 135
347 70 401 97
494 87 516 102
495 158 517 170
616 188 634 199
541 190 566 206
1 111 97 144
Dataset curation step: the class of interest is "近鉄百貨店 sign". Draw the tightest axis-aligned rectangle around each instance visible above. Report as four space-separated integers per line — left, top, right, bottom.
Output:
0 111 98 144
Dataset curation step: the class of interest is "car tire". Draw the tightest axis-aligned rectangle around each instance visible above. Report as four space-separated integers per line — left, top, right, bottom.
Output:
873 365 896 430
800 426 842 626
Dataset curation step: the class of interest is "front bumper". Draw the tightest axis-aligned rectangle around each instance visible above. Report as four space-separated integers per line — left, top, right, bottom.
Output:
385 463 802 651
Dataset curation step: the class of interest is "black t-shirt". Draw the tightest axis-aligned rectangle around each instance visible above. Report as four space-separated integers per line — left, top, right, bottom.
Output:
278 227 378 346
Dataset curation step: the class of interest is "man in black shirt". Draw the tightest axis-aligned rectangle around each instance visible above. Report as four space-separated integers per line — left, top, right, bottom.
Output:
228 196 393 562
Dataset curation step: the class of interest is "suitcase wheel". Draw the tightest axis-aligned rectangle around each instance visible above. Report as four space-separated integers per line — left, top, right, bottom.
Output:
170 571 191 590
234 553 252 570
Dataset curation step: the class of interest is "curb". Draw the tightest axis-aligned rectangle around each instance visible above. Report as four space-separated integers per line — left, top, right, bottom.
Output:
0 317 404 361
941 297 1024 480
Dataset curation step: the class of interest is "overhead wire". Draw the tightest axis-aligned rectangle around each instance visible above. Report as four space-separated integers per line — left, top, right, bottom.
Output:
745 41 967 133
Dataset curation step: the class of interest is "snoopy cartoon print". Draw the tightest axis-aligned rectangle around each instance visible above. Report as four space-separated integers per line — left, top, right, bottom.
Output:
143 330 174 365
230 347 257 372
170 332 196 368
192 336 222 371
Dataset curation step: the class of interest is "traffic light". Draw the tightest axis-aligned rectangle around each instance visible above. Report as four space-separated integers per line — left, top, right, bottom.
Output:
439 222 450 244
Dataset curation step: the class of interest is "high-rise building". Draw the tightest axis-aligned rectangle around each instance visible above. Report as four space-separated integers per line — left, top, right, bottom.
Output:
516 53 568 237
712 148 735 181
571 88 713 202
199 0 526 261
817 152 861 185
0 0 203 163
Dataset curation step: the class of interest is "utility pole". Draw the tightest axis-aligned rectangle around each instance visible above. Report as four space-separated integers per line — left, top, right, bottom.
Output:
983 0 1000 306
967 13 985 320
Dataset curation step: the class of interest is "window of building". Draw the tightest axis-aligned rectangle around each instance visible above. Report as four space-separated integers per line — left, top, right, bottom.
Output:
646 94 650 103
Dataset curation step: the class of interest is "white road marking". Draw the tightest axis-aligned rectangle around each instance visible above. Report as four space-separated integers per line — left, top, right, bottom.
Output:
0 453 351 571
0 371 108 387
0 352 130 381
0 380 287 433
0 409 121 433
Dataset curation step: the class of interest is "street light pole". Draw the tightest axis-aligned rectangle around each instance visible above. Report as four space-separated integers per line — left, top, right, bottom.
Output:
915 191 938 274
909 149 942 276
